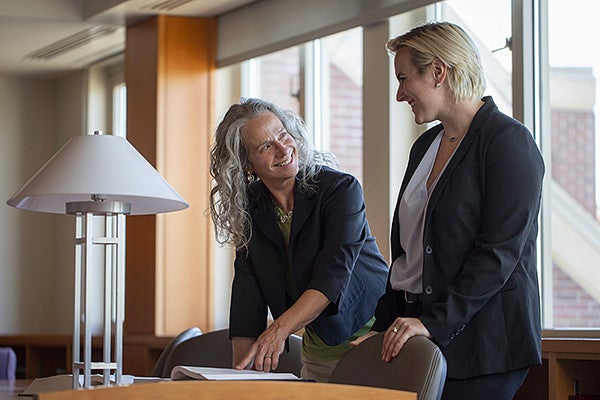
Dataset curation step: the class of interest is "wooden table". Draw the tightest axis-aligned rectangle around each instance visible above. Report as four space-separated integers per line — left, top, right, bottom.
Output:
34 380 416 400
0 380 31 400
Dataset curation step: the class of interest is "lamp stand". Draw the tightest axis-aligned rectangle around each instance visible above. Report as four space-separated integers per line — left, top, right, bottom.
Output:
67 199 130 389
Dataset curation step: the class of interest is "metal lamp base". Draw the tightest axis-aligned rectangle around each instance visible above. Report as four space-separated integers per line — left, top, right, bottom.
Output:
67 200 129 388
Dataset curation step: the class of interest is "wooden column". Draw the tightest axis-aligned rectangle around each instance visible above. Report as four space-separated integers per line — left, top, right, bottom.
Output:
124 15 216 339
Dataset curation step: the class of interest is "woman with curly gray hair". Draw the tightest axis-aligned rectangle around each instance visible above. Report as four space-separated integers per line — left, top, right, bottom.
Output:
209 98 388 382
210 98 333 250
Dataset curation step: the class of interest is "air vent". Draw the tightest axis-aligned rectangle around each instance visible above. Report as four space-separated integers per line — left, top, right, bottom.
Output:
143 0 196 12
24 26 124 66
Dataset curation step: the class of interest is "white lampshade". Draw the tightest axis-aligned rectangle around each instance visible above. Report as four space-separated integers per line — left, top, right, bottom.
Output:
6 131 188 215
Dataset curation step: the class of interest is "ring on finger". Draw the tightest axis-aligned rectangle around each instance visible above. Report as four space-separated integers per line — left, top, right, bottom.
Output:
392 326 398 333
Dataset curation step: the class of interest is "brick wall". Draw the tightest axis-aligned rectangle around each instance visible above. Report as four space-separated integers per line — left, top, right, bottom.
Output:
553 265 600 327
328 64 363 181
551 109 596 215
259 47 300 114
550 73 599 327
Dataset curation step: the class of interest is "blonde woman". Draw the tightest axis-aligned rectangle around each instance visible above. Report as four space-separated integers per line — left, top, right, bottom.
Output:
353 22 545 399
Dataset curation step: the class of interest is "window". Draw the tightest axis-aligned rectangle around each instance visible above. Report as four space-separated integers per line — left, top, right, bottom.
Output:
318 28 363 182
242 28 364 182
541 0 600 329
112 83 126 138
89 58 126 138
242 46 301 114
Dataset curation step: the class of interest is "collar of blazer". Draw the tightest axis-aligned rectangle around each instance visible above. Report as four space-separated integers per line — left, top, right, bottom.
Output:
398 96 497 218
248 174 318 248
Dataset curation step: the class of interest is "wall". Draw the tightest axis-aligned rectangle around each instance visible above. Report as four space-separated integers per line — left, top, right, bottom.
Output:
0 59 235 336
0 71 86 334
52 72 89 333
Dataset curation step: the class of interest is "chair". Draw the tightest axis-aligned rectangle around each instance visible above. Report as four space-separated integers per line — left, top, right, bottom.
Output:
329 333 446 400
151 327 203 377
159 328 303 378
0 347 17 380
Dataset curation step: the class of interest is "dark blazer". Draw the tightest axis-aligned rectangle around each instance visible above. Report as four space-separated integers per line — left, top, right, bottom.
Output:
229 166 388 346
373 97 544 379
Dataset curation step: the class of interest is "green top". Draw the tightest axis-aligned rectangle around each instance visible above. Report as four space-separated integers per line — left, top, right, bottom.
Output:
302 317 375 361
274 203 374 361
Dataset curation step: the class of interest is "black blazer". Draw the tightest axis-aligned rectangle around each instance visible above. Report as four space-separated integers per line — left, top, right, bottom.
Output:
373 97 545 379
229 166 388 346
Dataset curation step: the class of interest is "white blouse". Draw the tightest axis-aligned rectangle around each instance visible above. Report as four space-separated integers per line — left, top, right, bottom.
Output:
390 130 458 293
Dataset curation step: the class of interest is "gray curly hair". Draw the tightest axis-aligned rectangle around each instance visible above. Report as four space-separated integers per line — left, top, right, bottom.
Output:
209 98 336 250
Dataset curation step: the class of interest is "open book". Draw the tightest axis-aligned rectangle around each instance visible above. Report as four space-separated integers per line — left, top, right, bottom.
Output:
170 366 300 381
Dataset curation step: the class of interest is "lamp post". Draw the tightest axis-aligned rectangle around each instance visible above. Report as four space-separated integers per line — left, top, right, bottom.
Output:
6 131 188 388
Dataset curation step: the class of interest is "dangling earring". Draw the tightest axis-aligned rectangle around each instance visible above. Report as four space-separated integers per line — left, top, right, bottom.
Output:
246 172 255 184
435 82 441 88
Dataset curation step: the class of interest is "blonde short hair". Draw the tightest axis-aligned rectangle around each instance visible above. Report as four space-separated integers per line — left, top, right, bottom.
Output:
386 22 486 102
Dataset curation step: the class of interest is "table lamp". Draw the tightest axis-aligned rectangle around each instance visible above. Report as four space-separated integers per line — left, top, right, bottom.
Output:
6 131 189 388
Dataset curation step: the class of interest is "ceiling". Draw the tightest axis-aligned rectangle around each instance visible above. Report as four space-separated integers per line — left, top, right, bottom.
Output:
0 0 257 76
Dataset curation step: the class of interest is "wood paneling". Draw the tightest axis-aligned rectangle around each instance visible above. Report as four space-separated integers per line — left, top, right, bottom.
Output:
125 15 216 337
515 339 600 400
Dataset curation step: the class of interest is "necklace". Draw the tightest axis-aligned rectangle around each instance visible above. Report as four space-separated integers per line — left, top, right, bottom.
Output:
275 207 293 224
271 195 293 224
446 132 465 143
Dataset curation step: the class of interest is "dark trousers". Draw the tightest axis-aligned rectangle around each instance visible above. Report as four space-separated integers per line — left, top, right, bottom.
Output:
394 292 529 400
441 367 529 400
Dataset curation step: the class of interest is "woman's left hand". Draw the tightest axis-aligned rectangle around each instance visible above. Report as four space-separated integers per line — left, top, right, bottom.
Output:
382 317 431 362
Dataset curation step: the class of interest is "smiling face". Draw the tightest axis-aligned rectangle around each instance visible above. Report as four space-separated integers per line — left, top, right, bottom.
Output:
393 46 444 125
241 111 299 188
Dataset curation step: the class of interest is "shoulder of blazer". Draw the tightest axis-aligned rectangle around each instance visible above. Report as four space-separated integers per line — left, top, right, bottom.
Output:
292 166 356 232
312 165 354 185
296 166 357 197
425 96 538 217
466 97 539 160
466 96 527 141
